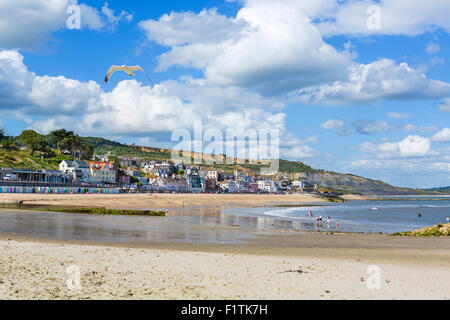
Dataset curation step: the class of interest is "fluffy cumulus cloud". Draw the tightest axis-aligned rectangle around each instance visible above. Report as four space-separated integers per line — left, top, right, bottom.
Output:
140 2 352 95
432 128 450 142
0 0 132 50
314 0 450 36
295 59 450 105
0 50 103 115
352 119 392 135
320 119 350 136
0 0 75 49
281 145 319 160
357 135 433 158
140 1 450 104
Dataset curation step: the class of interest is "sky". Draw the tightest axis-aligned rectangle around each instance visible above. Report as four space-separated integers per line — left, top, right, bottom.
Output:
0 0 449 188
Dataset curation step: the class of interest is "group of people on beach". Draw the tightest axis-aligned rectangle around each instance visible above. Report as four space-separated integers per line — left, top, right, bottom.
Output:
308 211 339 231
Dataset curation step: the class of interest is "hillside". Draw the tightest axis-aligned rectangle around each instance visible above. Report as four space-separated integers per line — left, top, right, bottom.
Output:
0 134 440 195
426 186 450 194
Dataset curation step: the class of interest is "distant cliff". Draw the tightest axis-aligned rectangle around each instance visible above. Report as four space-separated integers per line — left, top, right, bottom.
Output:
294 172 428 195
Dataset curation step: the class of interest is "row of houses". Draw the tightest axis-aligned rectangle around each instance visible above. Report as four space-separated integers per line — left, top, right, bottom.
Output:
1 155 318 194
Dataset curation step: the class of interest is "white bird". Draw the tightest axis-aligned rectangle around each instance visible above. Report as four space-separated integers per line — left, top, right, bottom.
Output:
104 65 151 83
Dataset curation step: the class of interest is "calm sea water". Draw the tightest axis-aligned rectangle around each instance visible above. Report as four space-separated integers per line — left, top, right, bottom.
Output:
224 199 450 234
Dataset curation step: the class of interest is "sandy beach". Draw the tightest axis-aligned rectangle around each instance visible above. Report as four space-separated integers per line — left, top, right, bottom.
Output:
0 193 339 210
0 193 448 300
0 234 449 300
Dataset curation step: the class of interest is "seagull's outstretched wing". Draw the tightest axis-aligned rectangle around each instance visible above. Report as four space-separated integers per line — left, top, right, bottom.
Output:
123 65 144 76
105 65 122 83
127 65 144 72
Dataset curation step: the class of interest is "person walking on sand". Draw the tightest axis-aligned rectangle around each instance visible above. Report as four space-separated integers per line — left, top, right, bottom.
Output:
336 220 340 232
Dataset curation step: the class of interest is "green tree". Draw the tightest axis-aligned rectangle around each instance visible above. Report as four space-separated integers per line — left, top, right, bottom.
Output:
81 142 93 160
108 156 121 168
130 176 139 184
0 138 17 150
18 130 47 155
48 129 94 160
0 127 5 141
47 129 74 148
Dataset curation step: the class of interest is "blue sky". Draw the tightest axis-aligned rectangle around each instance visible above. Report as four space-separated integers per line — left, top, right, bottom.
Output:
0 0 449 188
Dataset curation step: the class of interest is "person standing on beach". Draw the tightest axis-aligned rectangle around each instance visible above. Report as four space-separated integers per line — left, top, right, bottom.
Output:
336 220 340 232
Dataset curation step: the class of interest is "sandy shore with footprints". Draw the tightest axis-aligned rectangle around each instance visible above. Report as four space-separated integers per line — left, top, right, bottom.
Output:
0 236 449 300
0 193 449 300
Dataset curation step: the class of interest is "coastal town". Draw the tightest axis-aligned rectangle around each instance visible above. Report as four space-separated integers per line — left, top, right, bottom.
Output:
0 155 318 195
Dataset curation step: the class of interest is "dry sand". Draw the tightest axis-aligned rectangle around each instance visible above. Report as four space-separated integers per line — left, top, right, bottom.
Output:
0 237 449 300
0 193 337 209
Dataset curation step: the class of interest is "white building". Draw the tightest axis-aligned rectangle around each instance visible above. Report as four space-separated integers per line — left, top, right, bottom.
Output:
59 160 90 183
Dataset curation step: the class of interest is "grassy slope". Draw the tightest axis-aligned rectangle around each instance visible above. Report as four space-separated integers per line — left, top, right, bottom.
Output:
0 148 71 170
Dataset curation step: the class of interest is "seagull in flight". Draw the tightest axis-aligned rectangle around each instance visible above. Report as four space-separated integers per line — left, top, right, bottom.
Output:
104 65 151 83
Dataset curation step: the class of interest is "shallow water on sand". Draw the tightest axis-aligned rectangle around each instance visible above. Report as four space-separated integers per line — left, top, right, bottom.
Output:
225 199 450 233
0 207 273 244
0 199 449 244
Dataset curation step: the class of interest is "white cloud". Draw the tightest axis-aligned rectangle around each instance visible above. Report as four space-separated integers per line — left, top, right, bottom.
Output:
140 2 450 103
0 1 132 50
281 145 319 160
352 119 392 134
101 2 133 30
296 59 450 105
403 124 437 133
0 0 74 49
388 112 411 119
139 8 245 47
140 2 352 95
357 135 433 158
439 98 450 112
315 0 450 37
426 42 441 54
320 119 350 136
432 128 450 142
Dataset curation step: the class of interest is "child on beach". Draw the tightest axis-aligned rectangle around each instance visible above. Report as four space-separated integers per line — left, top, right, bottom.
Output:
336 220 340 232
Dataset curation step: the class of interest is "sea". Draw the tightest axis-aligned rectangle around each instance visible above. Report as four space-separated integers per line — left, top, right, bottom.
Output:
224 197 450 234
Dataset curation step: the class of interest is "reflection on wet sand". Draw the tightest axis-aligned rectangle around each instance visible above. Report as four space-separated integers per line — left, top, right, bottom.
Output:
0 206 290 245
